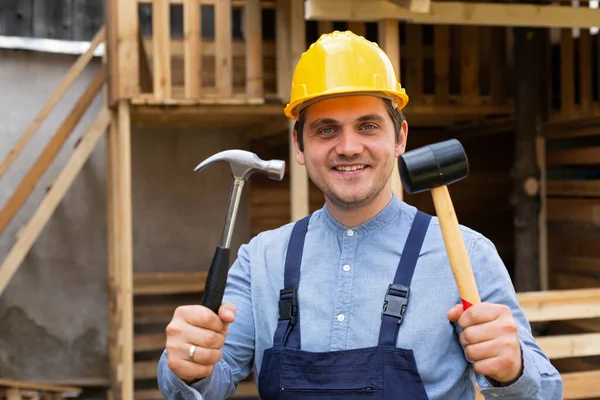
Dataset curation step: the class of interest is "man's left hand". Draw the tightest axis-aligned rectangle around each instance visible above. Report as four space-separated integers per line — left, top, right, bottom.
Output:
447 302 523 386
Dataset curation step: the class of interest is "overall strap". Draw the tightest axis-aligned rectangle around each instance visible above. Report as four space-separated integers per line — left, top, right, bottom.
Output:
272 214 311 349
378 210 432 346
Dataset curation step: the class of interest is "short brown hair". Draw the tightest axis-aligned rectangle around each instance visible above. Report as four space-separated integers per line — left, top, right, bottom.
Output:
293 99 406 152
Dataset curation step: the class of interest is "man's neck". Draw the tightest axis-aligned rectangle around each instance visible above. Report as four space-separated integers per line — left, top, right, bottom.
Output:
326 189 394 228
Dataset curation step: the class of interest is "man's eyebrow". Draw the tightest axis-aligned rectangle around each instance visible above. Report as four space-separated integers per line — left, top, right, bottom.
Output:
308 114 385 130
356 114 385 122
309 118 340 130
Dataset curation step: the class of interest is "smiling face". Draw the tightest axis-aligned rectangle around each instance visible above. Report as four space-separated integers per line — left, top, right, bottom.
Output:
293 95 407 212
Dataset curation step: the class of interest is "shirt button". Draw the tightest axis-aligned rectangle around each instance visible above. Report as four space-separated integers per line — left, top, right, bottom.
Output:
337 314 345 322
343 264 350 272
346 229 354 236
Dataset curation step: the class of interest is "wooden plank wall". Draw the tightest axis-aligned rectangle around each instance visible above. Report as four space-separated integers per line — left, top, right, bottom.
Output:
249 128 517 277
543 116 600 378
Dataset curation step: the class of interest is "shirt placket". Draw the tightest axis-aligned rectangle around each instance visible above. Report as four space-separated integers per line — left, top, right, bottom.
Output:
330 228 358 351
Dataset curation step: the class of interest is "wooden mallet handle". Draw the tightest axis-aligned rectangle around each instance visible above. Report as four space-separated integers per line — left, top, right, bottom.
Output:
398 139 480 310
431 185 480 310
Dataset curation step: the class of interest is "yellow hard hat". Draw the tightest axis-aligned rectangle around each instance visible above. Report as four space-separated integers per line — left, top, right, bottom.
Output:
284 30 409 120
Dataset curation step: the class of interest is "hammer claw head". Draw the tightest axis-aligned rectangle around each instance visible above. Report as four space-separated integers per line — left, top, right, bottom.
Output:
194 149 286 181
398 139 469 194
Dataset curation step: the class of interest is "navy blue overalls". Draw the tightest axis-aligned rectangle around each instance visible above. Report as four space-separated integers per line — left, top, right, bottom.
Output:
257 210 432 399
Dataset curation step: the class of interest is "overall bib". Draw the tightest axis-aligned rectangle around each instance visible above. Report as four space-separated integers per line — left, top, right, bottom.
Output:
257 211 432 400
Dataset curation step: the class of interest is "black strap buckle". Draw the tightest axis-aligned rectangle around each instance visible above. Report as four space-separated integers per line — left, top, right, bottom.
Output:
278 288 298 325
382 284 410 325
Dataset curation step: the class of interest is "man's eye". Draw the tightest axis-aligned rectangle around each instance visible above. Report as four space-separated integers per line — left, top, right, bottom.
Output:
319 127 335 134
361 123 375 131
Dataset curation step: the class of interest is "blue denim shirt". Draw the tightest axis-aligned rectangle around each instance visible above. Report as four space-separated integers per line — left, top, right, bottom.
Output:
158 194 563 399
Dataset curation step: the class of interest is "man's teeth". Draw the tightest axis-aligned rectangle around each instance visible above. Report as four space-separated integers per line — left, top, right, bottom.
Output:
335 165 366 171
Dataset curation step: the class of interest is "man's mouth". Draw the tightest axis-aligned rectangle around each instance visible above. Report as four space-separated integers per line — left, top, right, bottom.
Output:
333 164 368 172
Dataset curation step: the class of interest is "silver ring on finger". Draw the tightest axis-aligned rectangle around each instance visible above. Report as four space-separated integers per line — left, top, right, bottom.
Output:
188 344 197 362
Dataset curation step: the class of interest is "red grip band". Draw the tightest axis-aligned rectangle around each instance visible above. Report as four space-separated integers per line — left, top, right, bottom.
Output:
462 299 473 310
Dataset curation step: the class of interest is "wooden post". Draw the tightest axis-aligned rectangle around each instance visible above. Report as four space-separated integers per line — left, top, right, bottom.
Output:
378 19 403 202
289 0 309 220
405 24 423 103
116 100 134 400
106 106 122 398
560 28 574 118
215 0 233 98
153 0 172 100
433 25 450 105
245 0 263 101
116 0 140 98
184 0 201 98
512 26 544 292
276 0 291 101
579 28 592 116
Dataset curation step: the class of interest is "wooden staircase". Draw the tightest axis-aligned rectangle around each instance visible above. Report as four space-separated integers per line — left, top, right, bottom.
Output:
130 272 259 399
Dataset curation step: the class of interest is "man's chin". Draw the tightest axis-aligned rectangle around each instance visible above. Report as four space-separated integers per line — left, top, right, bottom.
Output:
326 191 373 209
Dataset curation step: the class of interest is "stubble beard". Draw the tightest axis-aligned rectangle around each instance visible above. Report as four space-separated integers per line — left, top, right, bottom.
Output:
309 159 395 211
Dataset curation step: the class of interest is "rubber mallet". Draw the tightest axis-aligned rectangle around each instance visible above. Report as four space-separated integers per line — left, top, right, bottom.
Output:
398 139 480 310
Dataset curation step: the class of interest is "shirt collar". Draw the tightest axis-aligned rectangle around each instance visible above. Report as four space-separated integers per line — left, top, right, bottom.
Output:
317 192 408 236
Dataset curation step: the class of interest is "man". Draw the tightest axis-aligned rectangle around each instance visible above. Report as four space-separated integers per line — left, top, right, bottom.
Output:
158 31 562 399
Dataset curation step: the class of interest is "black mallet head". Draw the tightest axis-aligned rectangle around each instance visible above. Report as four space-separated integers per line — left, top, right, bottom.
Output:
398 139 469 194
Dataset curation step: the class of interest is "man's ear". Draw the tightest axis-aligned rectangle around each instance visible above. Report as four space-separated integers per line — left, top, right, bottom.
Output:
293 129 305 165
395 120 408 158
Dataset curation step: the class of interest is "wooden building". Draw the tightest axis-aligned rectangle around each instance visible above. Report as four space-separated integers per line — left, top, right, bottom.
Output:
0 0 600 399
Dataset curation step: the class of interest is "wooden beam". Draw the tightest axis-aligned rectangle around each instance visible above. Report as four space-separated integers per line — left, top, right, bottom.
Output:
547 146 600 166
536 333 600 359
305 0 600 29
547 180 600 197
542 115 600 139
387 0 430 13
0 26 105 180
547 198 600 225
562 370 600 399
0 67 106 237
0 380 81 394
0 109 110 296
116 100 134 400
517 288 600 322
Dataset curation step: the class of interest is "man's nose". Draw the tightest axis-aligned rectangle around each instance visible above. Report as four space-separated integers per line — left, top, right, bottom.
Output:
336 130 364 157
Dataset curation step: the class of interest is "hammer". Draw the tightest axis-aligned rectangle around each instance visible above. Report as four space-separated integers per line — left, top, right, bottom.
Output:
194 150 285 314
398 139 480 310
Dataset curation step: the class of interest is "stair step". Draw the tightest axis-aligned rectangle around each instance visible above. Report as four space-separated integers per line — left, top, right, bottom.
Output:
135 333 166 353
134 272 208 295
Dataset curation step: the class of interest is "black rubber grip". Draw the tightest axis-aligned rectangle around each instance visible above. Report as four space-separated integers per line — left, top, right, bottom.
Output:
201 246 231 314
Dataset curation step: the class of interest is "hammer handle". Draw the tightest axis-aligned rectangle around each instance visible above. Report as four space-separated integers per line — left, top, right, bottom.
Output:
431 185 481 310
202 246 231 314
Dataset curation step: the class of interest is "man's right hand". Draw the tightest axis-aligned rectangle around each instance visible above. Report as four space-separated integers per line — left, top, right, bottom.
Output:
165 303 236 382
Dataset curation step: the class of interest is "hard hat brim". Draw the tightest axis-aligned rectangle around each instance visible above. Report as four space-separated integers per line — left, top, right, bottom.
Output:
284 89 409 120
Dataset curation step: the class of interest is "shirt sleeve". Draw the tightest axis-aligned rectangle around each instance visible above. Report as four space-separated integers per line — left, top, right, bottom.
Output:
465 234 563 399
157 240 257 400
